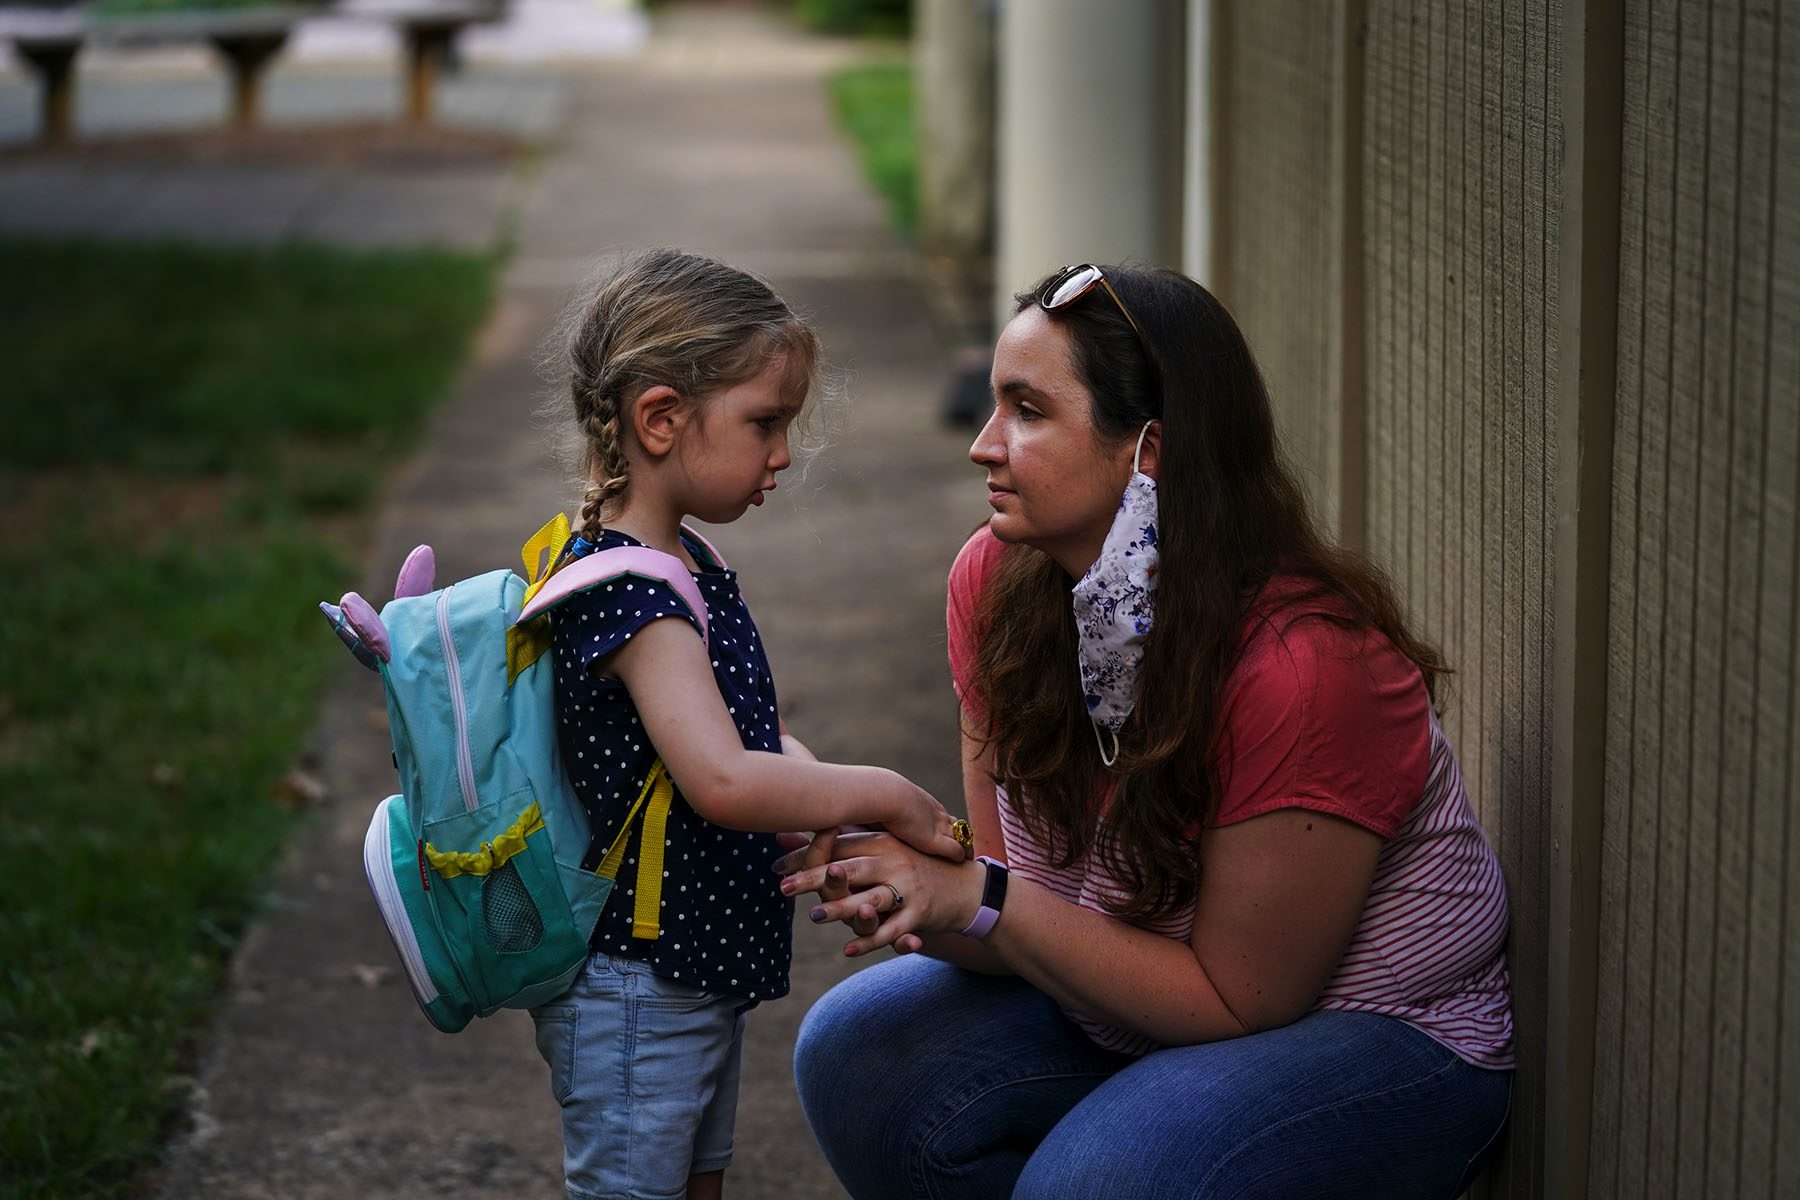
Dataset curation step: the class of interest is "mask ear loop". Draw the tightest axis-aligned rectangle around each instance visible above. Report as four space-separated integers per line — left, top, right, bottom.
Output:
1132 421 1155 476
1093 723 1120 768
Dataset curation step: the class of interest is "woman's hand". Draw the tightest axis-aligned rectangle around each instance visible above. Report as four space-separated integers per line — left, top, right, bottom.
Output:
776 827 877 938
779 831 986 957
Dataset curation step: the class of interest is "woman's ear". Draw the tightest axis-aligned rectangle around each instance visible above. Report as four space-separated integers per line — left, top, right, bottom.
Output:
631 385 685 458
1135 420 1163 482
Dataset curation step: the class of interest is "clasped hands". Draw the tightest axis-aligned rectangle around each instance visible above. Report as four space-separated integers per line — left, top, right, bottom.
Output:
774 826 981 959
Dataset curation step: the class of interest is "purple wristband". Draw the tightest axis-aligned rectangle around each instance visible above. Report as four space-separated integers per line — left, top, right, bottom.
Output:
960 855 1008 940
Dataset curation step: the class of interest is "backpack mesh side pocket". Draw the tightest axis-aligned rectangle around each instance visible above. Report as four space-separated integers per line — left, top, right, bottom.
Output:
483 861 545 954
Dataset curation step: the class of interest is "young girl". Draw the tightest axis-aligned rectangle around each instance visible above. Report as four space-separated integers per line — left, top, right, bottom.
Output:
530 248 966 1200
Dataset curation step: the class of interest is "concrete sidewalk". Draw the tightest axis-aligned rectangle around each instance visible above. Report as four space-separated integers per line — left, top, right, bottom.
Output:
151 7 984 1199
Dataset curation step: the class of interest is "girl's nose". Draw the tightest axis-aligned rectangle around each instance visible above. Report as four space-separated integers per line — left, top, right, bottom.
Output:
770 435 793 473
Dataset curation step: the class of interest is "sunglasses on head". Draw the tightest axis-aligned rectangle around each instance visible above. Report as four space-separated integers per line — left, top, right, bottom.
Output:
1038 263 1149 347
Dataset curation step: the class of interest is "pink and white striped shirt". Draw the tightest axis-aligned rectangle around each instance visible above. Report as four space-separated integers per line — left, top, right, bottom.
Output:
948 529 1514 1068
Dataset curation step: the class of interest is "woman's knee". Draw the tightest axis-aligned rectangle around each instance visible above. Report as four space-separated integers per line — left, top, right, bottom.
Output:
798 960 914 1097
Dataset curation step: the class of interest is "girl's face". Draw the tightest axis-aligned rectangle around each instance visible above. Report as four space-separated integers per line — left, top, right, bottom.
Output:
971 307 1136 577
676 356 799 524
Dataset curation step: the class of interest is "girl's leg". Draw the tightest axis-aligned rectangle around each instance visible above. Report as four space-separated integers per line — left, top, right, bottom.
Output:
1013 1010 1513 1200
794 956 1130 1200
685 1169 722 1200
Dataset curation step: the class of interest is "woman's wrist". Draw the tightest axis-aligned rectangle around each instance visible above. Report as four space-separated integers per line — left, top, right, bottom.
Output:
946 857 987 933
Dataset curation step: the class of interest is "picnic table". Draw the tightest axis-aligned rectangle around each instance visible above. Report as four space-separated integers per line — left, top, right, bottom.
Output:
3 6 84 141
1 0 504 143
339 0 500 123
98 5 318 127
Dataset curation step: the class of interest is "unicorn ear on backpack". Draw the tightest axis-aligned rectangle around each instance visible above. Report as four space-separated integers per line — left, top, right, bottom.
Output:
319 544 432 671
320 592 390 671
394 544 435 599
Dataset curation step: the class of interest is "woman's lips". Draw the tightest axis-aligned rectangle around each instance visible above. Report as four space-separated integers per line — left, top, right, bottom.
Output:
986 485 1014 508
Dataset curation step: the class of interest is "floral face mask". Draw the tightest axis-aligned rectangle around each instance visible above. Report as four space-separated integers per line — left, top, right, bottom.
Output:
1071 422 1159 766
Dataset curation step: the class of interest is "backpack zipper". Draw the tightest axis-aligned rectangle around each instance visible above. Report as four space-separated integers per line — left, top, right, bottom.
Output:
436 589 479 813
364 797 439 1005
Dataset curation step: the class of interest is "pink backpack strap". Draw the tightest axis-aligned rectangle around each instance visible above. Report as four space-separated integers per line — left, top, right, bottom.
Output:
680 524 728 571
514 545 709 640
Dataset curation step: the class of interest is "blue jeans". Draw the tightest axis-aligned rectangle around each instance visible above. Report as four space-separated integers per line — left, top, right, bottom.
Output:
794 957 1511 1200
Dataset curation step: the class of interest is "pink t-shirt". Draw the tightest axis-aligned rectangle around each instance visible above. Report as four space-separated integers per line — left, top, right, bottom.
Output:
947 527 1514 1067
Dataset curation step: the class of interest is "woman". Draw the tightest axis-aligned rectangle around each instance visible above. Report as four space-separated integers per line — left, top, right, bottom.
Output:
779 264 1514 1198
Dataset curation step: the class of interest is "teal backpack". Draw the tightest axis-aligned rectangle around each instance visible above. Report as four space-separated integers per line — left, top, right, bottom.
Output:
319 515 724 1033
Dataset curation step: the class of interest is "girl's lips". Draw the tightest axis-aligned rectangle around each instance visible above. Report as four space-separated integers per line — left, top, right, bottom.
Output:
751 491 765 506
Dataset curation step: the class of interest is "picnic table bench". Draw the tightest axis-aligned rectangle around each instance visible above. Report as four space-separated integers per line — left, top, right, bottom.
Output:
1 0 502 143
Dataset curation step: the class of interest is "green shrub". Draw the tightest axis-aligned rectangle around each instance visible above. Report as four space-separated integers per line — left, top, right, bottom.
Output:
791 0 910 38
828 62 916 237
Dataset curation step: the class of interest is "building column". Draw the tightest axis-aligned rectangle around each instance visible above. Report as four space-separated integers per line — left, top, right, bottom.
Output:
993 0 1185 327
916 0 995 262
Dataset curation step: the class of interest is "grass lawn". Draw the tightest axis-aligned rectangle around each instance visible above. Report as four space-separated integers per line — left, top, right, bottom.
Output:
827 61 916 239
0 237 495 1200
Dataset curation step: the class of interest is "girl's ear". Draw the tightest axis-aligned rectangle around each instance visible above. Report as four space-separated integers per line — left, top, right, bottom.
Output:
632 384 685 458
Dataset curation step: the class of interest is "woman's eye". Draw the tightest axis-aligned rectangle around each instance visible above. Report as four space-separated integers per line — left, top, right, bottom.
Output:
1017 406 1043 423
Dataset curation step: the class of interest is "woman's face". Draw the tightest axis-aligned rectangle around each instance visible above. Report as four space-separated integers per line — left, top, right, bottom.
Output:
970 307 1136 578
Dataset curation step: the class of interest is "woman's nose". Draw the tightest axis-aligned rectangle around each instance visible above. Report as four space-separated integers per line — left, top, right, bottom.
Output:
969 410 1003 465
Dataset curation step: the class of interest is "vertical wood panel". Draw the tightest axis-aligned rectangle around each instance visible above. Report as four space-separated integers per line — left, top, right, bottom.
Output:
1591 0 1650 1188
1596 1 1800 1196
1729 9 1787 1188
1767 10 1798 1195
1214 2 1343 532
1363 2 1562 1192
1683 4 1740 1193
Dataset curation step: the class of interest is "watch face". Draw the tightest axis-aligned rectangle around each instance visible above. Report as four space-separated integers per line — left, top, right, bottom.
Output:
979 857 1008 911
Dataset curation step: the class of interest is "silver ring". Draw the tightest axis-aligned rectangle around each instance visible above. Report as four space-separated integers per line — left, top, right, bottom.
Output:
881 882 904 910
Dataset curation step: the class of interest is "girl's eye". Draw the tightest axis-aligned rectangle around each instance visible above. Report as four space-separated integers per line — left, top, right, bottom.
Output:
755 416 780 430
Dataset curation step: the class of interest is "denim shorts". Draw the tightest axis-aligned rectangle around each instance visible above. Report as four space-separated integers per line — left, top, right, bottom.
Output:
531 954 748 1200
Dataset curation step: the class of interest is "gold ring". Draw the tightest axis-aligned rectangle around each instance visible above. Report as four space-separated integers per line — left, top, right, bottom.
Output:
950 817 973 855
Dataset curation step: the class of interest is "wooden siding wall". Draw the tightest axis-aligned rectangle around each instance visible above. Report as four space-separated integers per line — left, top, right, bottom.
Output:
1361 3 1564 1188
1213 2 1347 534
1590 2 1800 1197
1212 0 1798 1195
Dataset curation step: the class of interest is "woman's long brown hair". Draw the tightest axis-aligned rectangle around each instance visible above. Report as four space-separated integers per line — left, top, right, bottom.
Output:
969 267 1447 921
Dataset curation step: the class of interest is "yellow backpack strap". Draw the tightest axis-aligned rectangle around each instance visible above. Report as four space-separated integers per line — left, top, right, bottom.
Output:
593 761 675 941
632 772 673 940
506 513 573 683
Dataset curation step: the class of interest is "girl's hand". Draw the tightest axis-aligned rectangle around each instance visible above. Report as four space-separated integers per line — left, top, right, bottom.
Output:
884 778 969 863
779 832 985 958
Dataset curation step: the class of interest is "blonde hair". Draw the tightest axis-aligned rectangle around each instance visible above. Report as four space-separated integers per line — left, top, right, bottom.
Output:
552 248 823 542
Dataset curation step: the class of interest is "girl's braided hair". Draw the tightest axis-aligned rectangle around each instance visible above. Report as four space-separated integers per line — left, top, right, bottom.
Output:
553 248 822 542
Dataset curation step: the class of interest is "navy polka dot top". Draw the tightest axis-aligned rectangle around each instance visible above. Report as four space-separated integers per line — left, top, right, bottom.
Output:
550 528 793 1002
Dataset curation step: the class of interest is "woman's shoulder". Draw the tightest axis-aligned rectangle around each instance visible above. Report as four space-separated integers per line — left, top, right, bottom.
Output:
947 525 1006 628
951 523 1007 588
1231 580 1421 704
1214 575 1431 833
